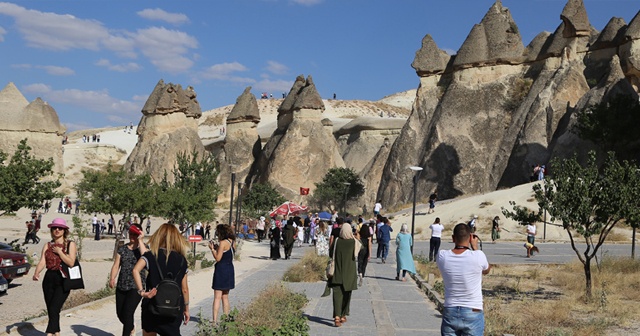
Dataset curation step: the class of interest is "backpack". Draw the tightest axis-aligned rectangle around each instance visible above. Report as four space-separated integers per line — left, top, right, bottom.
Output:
150 255 185 318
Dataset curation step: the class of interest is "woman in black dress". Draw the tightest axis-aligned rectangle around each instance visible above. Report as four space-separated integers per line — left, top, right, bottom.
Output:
269 221 282 260
209 224 236 323
133 223 190 336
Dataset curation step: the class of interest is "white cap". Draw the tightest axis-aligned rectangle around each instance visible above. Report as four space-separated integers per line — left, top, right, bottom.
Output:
473 215 478 218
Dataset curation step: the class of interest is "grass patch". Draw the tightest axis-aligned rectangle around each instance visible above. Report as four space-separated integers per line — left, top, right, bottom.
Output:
63 277 116 310
605 230 629 242
283 250 329 282
197 282 309 335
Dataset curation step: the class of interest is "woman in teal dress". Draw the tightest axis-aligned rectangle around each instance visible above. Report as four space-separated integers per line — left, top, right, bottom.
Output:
395 224 416 281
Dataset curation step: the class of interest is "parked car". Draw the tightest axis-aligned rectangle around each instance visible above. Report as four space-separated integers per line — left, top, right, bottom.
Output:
0 246 31 283
0 276 7 297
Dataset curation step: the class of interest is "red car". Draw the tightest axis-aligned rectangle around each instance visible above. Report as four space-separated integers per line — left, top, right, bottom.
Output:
0 242 31 283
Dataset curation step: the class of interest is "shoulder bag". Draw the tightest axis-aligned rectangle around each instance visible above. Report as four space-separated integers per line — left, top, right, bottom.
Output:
325 238 339 278
61 241 84 291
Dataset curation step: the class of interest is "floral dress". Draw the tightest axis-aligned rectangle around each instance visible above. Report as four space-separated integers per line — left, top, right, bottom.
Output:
315 229 330 256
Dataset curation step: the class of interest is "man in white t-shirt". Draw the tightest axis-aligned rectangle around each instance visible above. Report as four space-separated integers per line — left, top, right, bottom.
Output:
526 223 536 245
437 223 491 336
373 201 382 216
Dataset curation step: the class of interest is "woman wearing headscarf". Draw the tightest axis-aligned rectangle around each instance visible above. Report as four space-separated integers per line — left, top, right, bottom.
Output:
32 218 77 336
395 224 416 281
357 222 372 286
329 224 361 327
109 224 147 336
133 223 190 336
269 220 281 260
282 218 296 260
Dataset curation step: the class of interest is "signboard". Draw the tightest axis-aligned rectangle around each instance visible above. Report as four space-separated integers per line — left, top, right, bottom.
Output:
188 235 203 243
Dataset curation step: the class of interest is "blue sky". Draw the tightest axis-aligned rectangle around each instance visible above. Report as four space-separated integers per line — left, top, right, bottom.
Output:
1 0 638 131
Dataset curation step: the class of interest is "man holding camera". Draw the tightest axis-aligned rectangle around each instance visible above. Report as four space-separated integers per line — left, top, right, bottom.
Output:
437 223 491 336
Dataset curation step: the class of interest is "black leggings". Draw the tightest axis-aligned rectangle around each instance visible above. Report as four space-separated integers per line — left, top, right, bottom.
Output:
116 288 142 336
42 270 70 333
429 237 441 261
357 244 370 276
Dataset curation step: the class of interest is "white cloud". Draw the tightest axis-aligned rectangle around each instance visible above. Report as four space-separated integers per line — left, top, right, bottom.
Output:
131 27 198 73
38 65 75 76
11 63 32 69
137 8 189 25
0 26 6 42
21 83 142 117
290 0 323 5
201 62 255 84
95 58 141 72
265 60 289 75
254 78 293 94
0 4 198 73
0 2 110 50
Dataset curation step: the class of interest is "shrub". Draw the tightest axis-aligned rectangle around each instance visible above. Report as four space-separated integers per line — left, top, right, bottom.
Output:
197 282 309 335
503 78 533 111
283 250 329 282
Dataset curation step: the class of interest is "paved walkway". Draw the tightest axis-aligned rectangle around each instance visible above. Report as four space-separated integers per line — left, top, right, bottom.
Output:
4 242 442 335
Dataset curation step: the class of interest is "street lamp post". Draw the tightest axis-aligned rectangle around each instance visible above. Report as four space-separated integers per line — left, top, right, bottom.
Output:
235 182 244 234
409 166 424 254
229 173 236 226
342 182 351 217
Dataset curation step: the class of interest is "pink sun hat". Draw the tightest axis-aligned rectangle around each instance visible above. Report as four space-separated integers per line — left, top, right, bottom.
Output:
48 218 69 229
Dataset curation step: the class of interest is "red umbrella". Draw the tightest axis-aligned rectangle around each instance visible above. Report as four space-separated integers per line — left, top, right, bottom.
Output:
269 201 308 218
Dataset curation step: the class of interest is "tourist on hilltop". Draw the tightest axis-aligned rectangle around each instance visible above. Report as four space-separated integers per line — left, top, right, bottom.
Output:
429 217 444 262
377 217 393 264
491 216 501 243
109 224 147 336
32 218 77 336
269 220 282 260
396 224 416 281
209 224 236 324
328 224 361 327
133 223 190 336
357 220 372 286
315 221 330 256
437 223 491 335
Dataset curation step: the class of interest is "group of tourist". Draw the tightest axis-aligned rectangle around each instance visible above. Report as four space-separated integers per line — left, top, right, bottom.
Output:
81 134 100 143
32 218 237 335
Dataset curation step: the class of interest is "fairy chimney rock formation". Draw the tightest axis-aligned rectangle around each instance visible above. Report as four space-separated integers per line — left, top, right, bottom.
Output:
125 80 205 183
591 17 627 50
216 87 261 204
255 75 345 201
620 12 640 90
453 0 524 69
0 82 65 175
411 34 450 75
561 0 591 37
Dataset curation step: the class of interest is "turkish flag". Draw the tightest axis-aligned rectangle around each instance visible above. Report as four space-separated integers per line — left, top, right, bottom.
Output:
300 187 310 195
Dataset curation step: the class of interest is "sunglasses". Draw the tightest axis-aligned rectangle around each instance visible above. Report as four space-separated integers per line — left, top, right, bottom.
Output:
52 227 66 231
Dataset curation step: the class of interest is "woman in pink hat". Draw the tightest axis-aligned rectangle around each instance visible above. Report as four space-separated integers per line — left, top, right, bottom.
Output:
32 218 77 336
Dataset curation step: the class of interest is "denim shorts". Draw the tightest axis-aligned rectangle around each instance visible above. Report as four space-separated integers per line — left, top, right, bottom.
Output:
441 306 484 336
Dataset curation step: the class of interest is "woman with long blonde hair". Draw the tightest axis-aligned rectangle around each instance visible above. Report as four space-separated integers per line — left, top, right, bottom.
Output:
133 223 190 336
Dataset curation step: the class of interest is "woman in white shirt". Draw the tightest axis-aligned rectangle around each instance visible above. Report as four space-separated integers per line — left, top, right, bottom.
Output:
429 217 444 262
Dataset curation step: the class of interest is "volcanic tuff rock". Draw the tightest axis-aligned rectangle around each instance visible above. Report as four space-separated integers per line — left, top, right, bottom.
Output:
215 87 261 204
253 75 345 201
412 34 450 75
0 82 65 175
453 0 524 69
560 0 591 37
377 0 640 207
124 80 205 183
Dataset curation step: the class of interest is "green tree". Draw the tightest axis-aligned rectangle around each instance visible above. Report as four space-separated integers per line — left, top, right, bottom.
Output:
573 94 640 161
502 152 638 299
158 150 221 226
242 183 286 219
310 167 364 214
0 139 61 215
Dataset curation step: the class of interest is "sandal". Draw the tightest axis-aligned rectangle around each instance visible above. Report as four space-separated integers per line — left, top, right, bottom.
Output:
341 316 347 323
334 317 342 327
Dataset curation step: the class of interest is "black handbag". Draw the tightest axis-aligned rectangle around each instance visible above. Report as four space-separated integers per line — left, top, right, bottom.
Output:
61 241 84 291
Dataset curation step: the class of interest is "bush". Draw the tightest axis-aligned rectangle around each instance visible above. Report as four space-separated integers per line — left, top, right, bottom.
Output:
186 251 214 270
282 250 329 282
197 282 309 335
